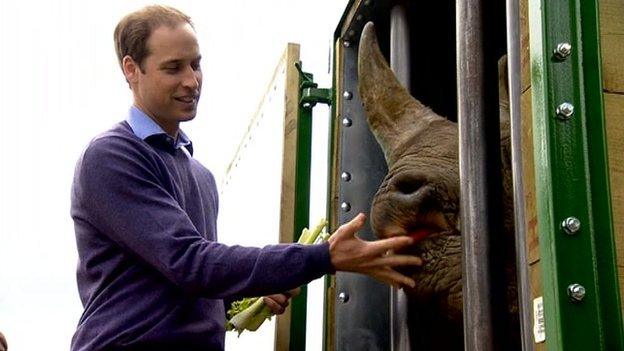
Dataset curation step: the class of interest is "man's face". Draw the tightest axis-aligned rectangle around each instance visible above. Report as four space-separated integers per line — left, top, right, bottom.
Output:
125 23 202 135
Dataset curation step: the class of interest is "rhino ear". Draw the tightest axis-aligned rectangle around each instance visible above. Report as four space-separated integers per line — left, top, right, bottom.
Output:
358 22 443 164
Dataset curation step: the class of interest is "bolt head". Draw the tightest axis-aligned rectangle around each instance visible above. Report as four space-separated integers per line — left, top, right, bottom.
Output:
338 292 349 303
343 91 353 100
343 40 351 48
554 42 572 60
342 117 352 127
567 283 586 302
356 14 363 21
562 217 581 235
341 202 351 212
556 102 574 120
302 102 312 109
364 0 372 6
341 172 352 182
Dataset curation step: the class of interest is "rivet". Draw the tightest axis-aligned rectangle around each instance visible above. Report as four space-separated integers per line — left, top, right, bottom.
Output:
348 29 356 38
556 102 574 120
356 14 363 21
343 91 353 100
343 40 351 48
567 283 586 302
341 172 352 182
338 292 349 303
562 217 581 235
341 202 351 212
342 117 352 127
302 102 312 109
554 42 572 60
364 0 372 6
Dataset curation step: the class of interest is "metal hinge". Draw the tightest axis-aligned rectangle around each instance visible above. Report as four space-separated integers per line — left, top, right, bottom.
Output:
295 61 332 109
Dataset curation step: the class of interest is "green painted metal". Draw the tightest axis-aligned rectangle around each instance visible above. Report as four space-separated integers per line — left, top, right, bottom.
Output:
296 61 333 108
301 87 333 107
580 2 624 348
529 0 624 350
291 61 333 350
289 60 314 351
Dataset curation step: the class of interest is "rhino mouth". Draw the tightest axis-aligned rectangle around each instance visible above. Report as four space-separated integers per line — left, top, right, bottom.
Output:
378 210 457 244
378 210 461 279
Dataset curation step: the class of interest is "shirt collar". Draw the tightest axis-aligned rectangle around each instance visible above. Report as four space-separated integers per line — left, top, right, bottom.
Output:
126 106 193 155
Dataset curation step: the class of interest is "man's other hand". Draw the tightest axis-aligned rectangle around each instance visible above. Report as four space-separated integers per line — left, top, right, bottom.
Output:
263 287 301 315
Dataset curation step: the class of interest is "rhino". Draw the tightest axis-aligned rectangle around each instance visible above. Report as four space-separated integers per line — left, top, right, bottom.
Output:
357 22 519 349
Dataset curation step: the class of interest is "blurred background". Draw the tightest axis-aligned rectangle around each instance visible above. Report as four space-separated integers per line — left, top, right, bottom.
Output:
0 0 348 349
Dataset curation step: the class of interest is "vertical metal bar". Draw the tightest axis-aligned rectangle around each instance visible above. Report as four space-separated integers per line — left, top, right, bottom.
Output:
389 5 411 351
529 0 624 348
290 66 313 351
390 5 411 89
580 1 624 348
505 0 534 350
456 0 494 350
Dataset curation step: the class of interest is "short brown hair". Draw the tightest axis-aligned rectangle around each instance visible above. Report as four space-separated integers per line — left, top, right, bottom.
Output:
114 5 193 72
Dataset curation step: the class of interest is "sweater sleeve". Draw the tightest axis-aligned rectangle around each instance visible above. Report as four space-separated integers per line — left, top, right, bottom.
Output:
74 137 334 299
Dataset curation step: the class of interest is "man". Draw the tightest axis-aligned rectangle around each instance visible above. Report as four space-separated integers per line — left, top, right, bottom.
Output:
71 5 421 351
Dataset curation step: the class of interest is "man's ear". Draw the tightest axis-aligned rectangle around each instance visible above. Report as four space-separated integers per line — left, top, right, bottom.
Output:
122 55 140 84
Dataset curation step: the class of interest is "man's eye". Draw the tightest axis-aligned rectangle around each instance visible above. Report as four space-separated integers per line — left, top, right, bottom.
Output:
165 66 179 72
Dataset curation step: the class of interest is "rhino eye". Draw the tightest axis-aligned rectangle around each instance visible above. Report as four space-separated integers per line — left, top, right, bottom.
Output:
392 174 427 195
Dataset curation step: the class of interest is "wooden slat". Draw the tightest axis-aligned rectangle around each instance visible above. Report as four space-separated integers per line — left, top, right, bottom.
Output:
521 87 540 265
275 42 301 351
599 0 624 93
520 0 531 93
519 1 545 346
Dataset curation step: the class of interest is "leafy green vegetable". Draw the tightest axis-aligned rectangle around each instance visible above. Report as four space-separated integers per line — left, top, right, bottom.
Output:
225 218 329 335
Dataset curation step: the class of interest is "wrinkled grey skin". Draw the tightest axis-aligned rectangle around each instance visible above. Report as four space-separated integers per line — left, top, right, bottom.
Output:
358 22 518 349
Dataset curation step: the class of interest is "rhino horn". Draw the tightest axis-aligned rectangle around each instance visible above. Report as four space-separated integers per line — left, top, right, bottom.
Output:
358 22 444 165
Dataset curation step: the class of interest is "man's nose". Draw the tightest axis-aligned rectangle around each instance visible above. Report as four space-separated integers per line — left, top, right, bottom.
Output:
182 66 200 90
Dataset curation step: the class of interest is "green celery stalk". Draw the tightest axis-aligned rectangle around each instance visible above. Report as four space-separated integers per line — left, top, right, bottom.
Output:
225 218 329 335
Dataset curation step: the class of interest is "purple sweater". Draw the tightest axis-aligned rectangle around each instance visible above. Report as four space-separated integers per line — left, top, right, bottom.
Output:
70 121 333 351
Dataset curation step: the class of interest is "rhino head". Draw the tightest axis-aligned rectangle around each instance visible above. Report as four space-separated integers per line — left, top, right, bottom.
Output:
357 22 517 345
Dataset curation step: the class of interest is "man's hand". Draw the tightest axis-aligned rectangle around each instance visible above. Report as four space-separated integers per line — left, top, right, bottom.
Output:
328 213 422 289
263 288 301 315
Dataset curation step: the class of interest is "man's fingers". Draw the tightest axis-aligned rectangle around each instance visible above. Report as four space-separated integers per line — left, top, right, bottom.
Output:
368 235 414 255
370 268 416 289
285 287 301 298
334 213 366 237
263 296 287 315
369 254 423 267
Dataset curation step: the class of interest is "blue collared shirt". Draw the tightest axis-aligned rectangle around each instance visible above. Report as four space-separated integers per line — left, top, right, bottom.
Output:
126 106 193 155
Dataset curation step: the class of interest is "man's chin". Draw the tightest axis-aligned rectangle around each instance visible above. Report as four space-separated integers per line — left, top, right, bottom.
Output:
176 111 197 122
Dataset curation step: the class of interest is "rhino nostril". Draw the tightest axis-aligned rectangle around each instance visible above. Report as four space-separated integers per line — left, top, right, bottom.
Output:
393 174 427 195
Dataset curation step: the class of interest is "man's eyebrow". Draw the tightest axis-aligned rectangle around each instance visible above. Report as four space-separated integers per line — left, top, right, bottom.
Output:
159 56 201 67
160 59 183 67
